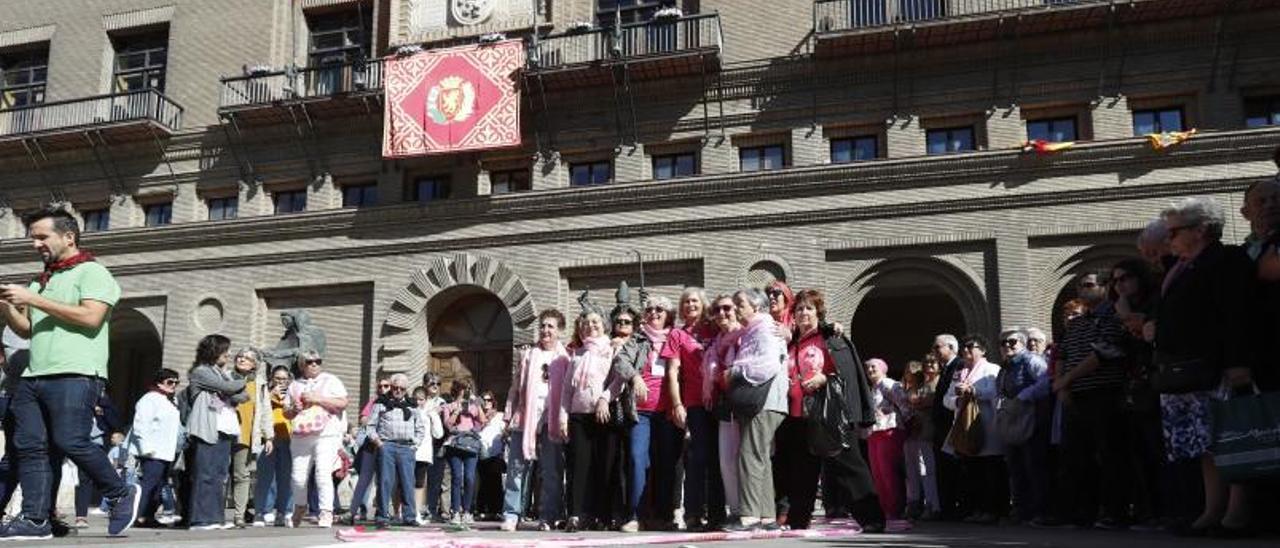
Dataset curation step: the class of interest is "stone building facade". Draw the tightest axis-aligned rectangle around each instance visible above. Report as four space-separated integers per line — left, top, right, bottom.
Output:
1 0 1278 417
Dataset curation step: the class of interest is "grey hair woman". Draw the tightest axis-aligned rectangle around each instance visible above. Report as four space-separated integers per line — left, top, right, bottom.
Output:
1156 196 1257 537
228 346 274 527
284 349 349 528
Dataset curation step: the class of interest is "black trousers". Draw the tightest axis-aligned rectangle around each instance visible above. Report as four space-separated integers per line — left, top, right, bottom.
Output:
1063 389 1129 524
773 417 821 529
823 440 884 527
959 455 1008 517
567 413 620 522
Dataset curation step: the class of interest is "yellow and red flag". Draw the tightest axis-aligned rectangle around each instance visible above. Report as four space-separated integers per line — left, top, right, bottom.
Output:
1146 128 1197 151
1021 140 1075 155
383 40 524 158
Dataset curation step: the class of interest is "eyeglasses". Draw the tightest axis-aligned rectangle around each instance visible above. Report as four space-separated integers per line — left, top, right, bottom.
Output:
428 382 440 387
1002 339 1020 348
160 379 178 386
712 305 734 314
391 386 406 392
765 288 784 298
304 359 323 366
963 343 982 350
615 318 633 326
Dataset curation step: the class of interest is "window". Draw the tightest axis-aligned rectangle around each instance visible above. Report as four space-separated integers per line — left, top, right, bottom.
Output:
595 0 676 26
830 136 878 163
308 9 371 68
1026 117 1078 142
1132 107 1183 135
1245 96 1280 128
739 145 785 172
570 161 613 186
143 202 172 227
207 196 239 221
111 30 168 92
81 209 109 233
926 127 976 155
273 189 308 214
652 152 698 180
0 45 48 108
489 170 530 195
408 177 452 202
341 184 378 207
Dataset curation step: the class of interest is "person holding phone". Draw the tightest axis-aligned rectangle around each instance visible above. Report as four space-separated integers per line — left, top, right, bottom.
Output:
253 366 295 527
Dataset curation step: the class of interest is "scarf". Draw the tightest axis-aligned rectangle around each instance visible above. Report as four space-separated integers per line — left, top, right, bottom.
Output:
376 393 416 421
640 323 670 375
516 342 567 459
573 335 612 389
35 250 96 290
732 313 785 385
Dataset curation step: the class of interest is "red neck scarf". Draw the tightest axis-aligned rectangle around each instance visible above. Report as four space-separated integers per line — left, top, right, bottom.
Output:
36 250 96 290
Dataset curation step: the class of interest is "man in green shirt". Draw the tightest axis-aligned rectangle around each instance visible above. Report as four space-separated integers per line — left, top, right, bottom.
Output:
0 207 140 540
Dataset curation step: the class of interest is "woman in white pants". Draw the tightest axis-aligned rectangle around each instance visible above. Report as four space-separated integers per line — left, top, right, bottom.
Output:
285 350 348 528
703 294 742 520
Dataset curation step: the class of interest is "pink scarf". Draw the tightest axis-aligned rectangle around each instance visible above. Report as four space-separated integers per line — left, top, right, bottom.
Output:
514 343 567 460
573 335 613 394
640 323 670 374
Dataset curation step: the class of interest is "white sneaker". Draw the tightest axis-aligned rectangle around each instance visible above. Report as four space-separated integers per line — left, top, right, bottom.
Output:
500 517 518 531
463 513 474 525
318 511 333 528
261 512 275 524
88 508 107 517
252 520 266 527
620 520 640 533
190 524 223 531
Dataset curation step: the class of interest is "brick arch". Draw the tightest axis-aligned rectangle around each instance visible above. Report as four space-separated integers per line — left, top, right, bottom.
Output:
829 256 992 339
378 252 537 384
1035 243 1139 338
736 253 795 289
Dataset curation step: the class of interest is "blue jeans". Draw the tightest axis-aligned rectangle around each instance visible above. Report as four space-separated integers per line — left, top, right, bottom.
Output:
189 434 233 526
501 430 532 521
684 406 725 523
446 448 478 514
377 442 417 522
627 412 681 522
426 456 446 517
538 435 566 523
11 376 128 521
348 440 382 518
254 438 293 517
138 457 172 521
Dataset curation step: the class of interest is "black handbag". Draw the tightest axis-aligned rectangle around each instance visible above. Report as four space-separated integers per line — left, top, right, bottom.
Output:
444 430 483 455
609 384 638 429
803 374 853 457
1153 356 1220 394
727 372 775 421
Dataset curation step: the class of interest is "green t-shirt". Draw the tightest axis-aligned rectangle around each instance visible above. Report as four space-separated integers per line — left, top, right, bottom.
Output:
25 261 121 378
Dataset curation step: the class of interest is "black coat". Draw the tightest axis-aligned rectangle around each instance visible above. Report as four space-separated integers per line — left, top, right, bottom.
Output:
932 356 963 447
822 329 875 429
1155 241 1257 387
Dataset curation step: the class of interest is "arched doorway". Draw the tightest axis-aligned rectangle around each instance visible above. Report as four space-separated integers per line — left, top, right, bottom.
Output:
850 274 968 378
108 309 163 423
842 257 989 378
426 287 514 407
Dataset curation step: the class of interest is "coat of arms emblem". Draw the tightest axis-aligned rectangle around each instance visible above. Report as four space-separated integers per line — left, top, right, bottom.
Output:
426 75 476 125
451 0 494 26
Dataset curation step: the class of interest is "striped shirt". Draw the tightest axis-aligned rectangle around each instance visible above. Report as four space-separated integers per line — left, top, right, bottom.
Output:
1057 302 1128 393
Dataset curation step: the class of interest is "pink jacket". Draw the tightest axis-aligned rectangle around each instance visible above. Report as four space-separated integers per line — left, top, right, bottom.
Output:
560 336 619 417
505 343 569 458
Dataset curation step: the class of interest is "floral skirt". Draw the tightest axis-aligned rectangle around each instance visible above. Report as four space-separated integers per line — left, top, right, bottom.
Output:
1160 392 1214 462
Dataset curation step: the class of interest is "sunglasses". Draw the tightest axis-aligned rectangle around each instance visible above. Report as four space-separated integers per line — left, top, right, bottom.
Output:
304 359 323 366
160 379 178 386
615 318 634 325
1002 339 1020 347
712 305 734 314
765 288 784 297
963 343 982 350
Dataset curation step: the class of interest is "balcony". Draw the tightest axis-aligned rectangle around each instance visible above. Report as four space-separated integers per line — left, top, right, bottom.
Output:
528 13 723 89
812 0 1240 55
218 58 385 124
0 89 183 156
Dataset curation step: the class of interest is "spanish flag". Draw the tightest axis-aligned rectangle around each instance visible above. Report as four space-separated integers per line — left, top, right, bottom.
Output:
1146 128 1197 151
1021 140 1075 155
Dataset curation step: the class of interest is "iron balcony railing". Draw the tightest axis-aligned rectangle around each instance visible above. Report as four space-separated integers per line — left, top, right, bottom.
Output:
814 0 1113 34
219 57 385 109
0 88 183 139
531 13 723 71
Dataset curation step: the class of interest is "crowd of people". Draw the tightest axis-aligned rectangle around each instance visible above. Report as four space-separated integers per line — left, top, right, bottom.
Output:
1 155 1279 541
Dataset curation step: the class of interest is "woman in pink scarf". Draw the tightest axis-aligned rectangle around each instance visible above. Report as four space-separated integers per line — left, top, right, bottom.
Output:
703 294 743 521
559 311 620 532
500 309 569 532
611 296 681 533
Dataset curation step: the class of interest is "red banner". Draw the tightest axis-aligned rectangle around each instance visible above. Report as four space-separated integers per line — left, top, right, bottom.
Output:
382 40 523 158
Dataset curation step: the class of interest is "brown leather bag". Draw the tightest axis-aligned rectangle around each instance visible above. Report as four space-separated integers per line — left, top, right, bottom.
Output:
947 397 984 457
